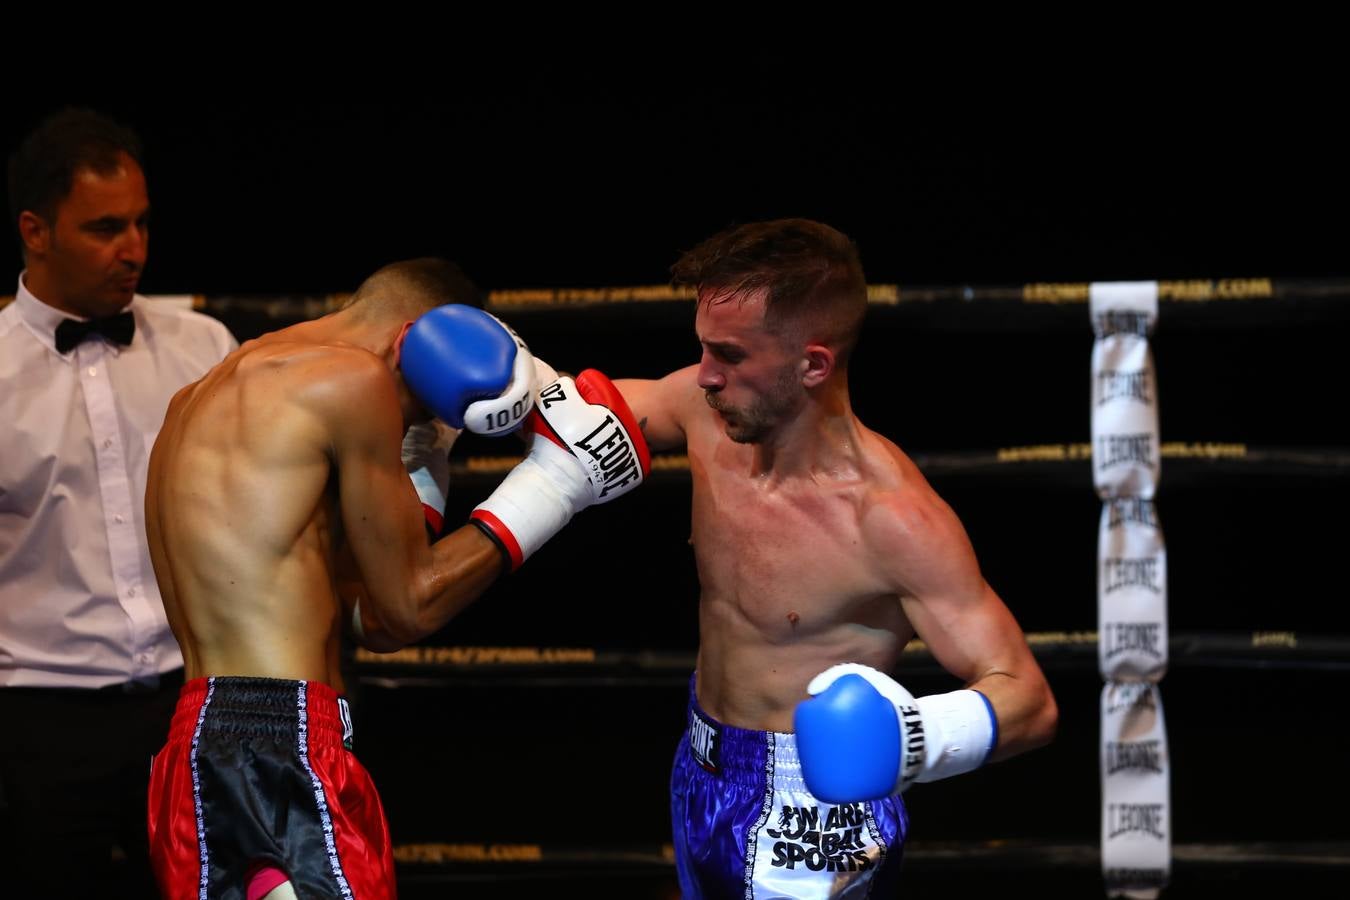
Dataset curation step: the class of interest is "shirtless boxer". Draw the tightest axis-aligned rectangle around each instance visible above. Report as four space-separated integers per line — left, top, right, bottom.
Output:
616 220 1057 898
143 258 648 899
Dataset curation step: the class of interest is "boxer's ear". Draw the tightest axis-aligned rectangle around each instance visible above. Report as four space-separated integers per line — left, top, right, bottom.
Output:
393 321 415 368
802 343 834 388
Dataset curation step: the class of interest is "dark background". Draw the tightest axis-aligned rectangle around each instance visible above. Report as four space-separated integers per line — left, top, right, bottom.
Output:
8 60 1347 897
7 61 1348 295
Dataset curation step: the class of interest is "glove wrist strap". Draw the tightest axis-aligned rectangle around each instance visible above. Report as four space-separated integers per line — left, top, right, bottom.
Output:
912 689 998 784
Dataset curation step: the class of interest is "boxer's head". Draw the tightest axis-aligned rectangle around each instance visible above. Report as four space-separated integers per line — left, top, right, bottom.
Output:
344 257 483 423
674 219 867 443
346 257 484 323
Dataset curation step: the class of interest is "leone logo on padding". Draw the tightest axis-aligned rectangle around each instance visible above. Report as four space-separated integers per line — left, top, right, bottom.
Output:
1096 434 1155 471
1107 498 1159 531
1102 558 1163 595
1105 740 1163 775
1094 311 1151 337
1096 369 1152 406
1103 622 1164 661
1107 803 1166 841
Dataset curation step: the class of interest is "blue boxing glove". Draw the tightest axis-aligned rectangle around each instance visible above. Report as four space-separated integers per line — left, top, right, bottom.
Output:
400 305 551 435
794 663 998 803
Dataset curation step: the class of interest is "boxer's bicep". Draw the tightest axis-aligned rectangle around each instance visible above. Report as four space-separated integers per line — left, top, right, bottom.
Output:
614 366 696 451
879 493 1054 755
878 490 1024 683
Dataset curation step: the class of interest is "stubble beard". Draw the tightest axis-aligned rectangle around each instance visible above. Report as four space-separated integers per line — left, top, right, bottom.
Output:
705 368 801 445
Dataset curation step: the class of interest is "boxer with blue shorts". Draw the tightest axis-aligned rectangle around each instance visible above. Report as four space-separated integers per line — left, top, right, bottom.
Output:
614 220 1058 898
672 678 907 899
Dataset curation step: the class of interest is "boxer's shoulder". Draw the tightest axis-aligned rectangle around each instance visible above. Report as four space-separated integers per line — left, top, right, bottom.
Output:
227 341 401 442
246 340 390 393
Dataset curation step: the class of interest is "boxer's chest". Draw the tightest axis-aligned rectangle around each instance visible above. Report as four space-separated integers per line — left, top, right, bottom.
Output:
688 450 883 617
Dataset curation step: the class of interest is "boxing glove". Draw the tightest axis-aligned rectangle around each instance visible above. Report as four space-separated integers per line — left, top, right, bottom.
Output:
795 663 998 803
471 369 651 570
400 305 541 436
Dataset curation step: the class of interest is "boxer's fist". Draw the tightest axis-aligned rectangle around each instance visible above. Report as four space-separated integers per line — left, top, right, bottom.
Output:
796 666 914 803
400 305 540 435
796 663 998 803
471 369 651 570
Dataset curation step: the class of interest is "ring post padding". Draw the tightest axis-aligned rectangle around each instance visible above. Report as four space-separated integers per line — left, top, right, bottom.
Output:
1091 282 1170 897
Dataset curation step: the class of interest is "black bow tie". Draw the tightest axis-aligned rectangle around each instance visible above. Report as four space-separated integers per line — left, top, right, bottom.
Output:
54 312 136 355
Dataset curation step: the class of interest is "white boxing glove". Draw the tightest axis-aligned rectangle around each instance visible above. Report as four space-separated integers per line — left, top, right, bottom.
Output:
470 368 650 570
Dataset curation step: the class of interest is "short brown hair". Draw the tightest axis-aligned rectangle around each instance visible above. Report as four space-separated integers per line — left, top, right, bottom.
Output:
346 258 483 321
672 218 867 361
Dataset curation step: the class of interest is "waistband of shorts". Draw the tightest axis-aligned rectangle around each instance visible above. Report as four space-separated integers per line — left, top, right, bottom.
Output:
168 676 350 750
686 675 806 791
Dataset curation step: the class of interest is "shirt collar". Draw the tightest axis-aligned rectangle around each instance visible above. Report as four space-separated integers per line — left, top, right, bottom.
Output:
14 272 138 359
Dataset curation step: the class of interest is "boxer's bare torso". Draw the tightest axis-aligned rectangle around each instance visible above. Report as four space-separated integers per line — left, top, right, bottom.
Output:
686 401 924 732
146 314 499 689
625 366 992 732
619 288 1050 749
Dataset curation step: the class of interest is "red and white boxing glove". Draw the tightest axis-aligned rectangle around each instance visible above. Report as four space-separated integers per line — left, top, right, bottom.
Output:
471 369 651 570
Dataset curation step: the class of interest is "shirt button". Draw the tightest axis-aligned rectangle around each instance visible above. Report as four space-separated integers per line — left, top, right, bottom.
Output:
114 514 125 524
126 586 136 597
88 367 97 377
103 438 113 449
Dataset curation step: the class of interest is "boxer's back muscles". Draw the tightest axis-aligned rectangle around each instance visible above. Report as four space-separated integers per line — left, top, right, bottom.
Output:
146 315 506 687
147 332 370 685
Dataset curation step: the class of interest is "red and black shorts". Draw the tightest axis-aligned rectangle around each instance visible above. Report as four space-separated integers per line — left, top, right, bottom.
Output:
148 677 395 899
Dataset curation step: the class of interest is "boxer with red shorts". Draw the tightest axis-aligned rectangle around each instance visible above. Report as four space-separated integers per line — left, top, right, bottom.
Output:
145 260 647 898
149 678 391 899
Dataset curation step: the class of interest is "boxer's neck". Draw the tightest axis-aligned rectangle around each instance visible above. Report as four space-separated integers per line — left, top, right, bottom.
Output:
748 378 862 483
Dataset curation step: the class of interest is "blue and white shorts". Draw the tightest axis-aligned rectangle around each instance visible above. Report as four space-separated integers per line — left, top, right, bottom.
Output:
671 678 908 899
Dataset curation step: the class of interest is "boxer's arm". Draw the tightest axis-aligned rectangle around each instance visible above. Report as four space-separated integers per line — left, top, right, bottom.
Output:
332 421 456 638
319 352 501 652
332 539 372 641
879 485 1058 761
797 484 1058 802
613 365 699 452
